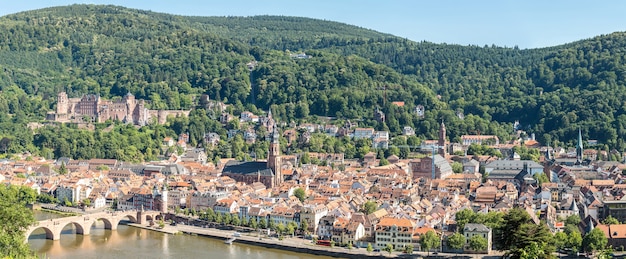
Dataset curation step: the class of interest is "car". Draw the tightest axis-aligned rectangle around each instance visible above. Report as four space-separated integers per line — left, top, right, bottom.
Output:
233 232 241 237
373 249 380 252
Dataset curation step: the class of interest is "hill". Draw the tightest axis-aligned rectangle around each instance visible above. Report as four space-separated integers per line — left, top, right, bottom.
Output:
0 4 626 159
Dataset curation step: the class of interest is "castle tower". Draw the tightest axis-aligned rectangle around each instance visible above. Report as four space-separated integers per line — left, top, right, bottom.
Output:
576 128 584 164
56 92 69 115
268 124 282 187
124 92 136 124
438 120 447 157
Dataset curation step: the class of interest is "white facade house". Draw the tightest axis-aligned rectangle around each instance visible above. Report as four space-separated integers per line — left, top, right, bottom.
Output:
464 223 492 254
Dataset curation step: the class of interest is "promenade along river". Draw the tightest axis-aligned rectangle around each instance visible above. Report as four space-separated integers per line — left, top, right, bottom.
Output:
28 211 331 259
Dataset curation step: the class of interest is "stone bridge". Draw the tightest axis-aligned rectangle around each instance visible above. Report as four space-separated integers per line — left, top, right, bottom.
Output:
26 210 162 241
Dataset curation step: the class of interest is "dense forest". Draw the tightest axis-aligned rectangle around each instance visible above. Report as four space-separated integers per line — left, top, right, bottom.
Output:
0 4 626 161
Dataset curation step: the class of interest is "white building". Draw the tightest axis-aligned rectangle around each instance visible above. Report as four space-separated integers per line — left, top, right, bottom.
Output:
463 223 492 254
375 217 416 251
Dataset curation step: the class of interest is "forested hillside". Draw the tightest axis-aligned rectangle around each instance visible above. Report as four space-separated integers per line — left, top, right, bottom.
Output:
0 4 626 160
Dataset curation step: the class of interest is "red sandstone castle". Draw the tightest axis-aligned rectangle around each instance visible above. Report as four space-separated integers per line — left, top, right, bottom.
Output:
47 92 190 125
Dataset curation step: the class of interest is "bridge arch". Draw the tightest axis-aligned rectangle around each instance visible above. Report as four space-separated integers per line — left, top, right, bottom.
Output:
119 214 138 223
109 213 138 230
59 221 89 236
90 217 114 230
26 226 55 240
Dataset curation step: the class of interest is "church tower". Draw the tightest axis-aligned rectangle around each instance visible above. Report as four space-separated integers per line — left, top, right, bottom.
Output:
161 184 168 214
438 120 447 157
576 128 584 164
268 124 282 187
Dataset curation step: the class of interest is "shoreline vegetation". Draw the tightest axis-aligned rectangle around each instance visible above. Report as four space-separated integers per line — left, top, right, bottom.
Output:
36 208 78 217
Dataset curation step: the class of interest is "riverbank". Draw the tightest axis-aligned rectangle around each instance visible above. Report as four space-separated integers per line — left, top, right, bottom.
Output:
175 224 394 259
126 223 180 235
30 203 79 217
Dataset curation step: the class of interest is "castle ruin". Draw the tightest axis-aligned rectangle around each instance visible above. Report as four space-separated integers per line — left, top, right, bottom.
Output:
47 92 190 125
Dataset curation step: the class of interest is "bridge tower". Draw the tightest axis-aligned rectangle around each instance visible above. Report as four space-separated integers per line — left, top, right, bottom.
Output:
137 205 145 225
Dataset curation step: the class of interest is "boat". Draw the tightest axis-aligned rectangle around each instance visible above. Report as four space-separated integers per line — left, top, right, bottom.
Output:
224 237 236 245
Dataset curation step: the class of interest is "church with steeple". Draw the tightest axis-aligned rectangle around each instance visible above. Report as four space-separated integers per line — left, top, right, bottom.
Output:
268 123 283 187
438 120 447 157
221 110 284 188
576 128 584 165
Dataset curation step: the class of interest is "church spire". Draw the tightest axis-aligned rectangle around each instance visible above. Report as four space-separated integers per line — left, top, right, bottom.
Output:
438 119 446 157
576 128 584 163
268 124 282 187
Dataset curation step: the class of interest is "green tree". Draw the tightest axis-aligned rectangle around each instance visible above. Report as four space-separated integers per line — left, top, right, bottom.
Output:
510 241 549 259
582 228 608 253
249 217 258 230
63 197 72 207
602 215 620 225
512 223 555 255
447 232 466 253
404 244 414 254
366 243 373 253
287 221 297 236
455 208 475 232
37 193 58 204
496 207 531 249
451 161 463 173
469 235 488 251
259 218 267 229
420 230 439 255
379 157 389 166
58 162 68 175
276 223 286 236
361 200 378 215
0 185 36 258
533 172 550 185
554 231 568 250
231 214 241 226
383 243 393 255
223 213 232 225
299 220 308 234
293 187 306 202
568 230 583 252
565 214 581 226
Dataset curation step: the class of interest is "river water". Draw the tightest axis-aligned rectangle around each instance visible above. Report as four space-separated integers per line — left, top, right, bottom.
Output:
28 211 331 259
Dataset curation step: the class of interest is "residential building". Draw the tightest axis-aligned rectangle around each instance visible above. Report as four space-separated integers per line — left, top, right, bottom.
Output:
461 135 500 146
301 204 328 233
463 223 492 254
353 128 375 139
375 217 416 251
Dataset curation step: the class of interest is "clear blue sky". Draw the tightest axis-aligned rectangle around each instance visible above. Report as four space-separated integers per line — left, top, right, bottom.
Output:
2 0 626 49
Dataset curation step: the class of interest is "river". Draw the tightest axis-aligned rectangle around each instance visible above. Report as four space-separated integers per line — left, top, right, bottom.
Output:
28 211 332 259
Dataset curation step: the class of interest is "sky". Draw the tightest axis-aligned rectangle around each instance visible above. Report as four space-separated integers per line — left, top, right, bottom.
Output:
2 0 626 49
